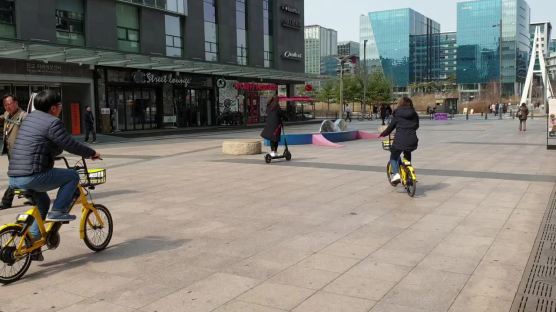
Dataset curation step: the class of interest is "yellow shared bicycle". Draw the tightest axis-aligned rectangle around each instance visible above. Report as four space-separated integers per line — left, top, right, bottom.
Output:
0 157 113 284
382 137 417 197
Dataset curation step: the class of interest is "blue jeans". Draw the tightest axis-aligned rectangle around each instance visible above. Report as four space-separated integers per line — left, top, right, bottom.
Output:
9 168 80 238
390 150 412 175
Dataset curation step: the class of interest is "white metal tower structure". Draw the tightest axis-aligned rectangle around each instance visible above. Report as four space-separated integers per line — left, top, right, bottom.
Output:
521 26 554 106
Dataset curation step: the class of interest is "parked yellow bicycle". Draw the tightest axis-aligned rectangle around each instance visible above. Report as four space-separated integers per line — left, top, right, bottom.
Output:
382 137 417 197
0 157 113 284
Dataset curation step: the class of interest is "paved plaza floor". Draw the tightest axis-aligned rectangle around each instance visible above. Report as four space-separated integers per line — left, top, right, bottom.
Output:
0 117 554 312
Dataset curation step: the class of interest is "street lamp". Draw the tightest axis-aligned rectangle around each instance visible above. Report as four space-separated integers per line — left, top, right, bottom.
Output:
336 55 353 119
493 20 502 98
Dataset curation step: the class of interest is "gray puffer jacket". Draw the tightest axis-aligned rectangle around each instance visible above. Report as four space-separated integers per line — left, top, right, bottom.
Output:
8 110 96 177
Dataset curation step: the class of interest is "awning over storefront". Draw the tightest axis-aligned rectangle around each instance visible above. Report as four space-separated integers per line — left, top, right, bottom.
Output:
0 39 325 83
279 96 316 102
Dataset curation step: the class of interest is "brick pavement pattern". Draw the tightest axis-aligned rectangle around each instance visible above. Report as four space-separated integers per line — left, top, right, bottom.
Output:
0 118 553 312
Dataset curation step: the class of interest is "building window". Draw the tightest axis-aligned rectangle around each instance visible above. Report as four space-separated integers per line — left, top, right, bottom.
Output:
204 0 218 62
263 0 273 68
119 0 187 15
165 15 183 57
236 0 248 65
55 0 84 46
117 3 140 53
0 0 15 38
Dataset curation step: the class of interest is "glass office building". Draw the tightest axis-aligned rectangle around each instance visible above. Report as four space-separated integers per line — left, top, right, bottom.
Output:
360 8 440 89
439 32 457 81
304 25 338 75
457 0 530 96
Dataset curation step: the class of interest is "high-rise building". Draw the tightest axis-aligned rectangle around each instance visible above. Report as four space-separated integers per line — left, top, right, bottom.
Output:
530 22 552 57
360 8 440 90
439 32 458 81
338 41 360 58
304 25 338 75
550 39 556 54
457 0 530 96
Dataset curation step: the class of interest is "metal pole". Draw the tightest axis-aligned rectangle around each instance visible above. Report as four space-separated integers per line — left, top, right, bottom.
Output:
363 40 368 117
499 19 502 99
340 61 344 119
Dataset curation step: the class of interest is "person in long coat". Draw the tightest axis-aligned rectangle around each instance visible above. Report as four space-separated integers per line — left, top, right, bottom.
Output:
380 97 420 184
518 103 529 132
260 96 283 157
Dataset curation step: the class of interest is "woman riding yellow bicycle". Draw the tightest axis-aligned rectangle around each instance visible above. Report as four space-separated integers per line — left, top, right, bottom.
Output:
379 97 420 184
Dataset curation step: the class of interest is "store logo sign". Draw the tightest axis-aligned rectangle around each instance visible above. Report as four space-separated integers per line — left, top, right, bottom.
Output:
282 51 303 61
280 5 300 15
132 70 191 86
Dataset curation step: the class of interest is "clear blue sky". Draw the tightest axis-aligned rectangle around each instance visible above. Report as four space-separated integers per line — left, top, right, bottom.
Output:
305 0 555 42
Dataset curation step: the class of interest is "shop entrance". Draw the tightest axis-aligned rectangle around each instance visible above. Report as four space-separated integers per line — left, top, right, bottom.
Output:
247 93 260 124
173 88 213 127
107 86 162 131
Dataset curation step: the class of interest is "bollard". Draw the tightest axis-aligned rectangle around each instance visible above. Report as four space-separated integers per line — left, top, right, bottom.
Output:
485 112 488 120
466 112 469 120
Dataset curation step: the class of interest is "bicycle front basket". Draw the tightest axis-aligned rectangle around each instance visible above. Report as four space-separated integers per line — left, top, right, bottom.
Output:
80 168 107 186
382 139 393 151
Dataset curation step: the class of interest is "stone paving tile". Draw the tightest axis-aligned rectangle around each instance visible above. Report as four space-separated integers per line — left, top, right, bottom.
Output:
324 273 398 301
296 253 360 273
141 273 258 312
448 294 513 312
213 301 286 312
237 282 315 311
268 265 340 290
57 299 135 312
345 260 413 282
292 291 376 312
0 288 86 312
380 267 469 312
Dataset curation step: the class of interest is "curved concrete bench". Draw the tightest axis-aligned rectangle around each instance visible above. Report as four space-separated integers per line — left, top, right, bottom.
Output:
222 140 262 155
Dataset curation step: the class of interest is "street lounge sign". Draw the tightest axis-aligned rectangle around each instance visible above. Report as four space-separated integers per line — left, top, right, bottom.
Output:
132 70 191 86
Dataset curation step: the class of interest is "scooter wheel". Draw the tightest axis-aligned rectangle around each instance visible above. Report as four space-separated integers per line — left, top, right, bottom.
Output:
284 150 292 161
265 154 272 164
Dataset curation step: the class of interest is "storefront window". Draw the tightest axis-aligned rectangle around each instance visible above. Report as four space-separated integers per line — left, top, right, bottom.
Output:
0 0 15 38
117 3 140 53
119 0 187 15
204 0 218 62
236 0 247 65
165 15 183 57
55 0 85 46
263 0 273 68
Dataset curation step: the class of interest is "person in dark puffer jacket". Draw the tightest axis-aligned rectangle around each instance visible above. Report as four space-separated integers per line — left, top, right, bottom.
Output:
8 90 101 246
379 96 419 184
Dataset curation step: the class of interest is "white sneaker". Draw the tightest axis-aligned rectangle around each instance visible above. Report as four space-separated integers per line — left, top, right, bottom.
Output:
391 173 401 183
270 151 276 157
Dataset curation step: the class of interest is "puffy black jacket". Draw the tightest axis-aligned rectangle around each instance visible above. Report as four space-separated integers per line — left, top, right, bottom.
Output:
8 110 96 177
380 106 419 152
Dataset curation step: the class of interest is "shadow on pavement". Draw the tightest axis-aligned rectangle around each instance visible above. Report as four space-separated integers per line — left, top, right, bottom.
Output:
414 182 450 197
21 236 189 281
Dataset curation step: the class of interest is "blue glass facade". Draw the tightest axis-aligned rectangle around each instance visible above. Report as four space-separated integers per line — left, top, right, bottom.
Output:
361 9 440 88
457 0 530 95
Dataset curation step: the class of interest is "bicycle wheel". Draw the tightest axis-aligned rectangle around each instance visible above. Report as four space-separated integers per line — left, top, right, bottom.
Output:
83 204 113 252
0 225 32 284
386 162 397 187
403 167 417 197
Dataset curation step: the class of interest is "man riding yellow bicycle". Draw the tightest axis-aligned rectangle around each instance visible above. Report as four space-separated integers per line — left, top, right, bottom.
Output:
7 90 101 260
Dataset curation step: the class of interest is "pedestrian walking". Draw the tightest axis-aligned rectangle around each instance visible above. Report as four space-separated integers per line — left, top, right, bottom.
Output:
84 105 97 143
517 103 529 132
0 94 27 209
380 104 387 125
498 103 503 119
345 104 353 122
